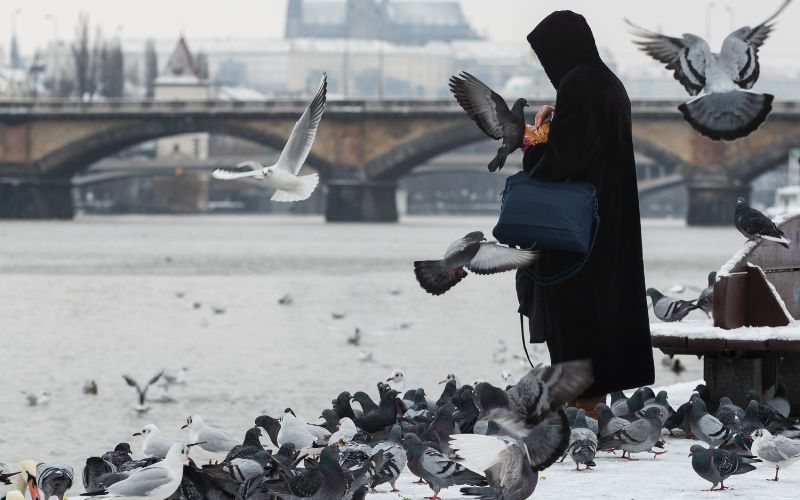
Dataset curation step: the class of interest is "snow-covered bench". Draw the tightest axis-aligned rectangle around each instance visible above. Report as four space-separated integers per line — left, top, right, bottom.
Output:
651 214 800 415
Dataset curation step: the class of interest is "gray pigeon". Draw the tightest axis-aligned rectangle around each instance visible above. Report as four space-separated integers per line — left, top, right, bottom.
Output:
647 288 700 322
689 444 759 491
735 198 791 248
598 407 665 460
596 403 628 440
697 271 716 316
452 433 540 500
36 463 75 500
637 390 674 426
370 425 407 493
626 1 792 140
766 383 791 418
689 398 732 448
610 389 645 418
414 231 539 295
716 397 745 429
567 410 598 471
566 407 599 435
402 433 486 500
449 71 528 172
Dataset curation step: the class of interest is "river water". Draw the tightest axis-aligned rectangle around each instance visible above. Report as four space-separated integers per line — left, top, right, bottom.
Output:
0 215 744 486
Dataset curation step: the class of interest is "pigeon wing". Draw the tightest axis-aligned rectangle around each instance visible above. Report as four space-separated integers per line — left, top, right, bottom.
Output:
717 0 790 89
625 19 709 96
522 409 571 471
449 72 516 140
738 207 782 238
276 74 327 175
466 243 539 275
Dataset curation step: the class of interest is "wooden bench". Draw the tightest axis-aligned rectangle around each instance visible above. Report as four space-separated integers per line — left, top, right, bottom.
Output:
651 214 800 415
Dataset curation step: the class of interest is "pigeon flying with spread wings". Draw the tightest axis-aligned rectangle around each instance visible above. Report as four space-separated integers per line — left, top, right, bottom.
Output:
212 74 326 201
735 197 791 248
626 0 792 140
414 231 539 295
449 72 527 171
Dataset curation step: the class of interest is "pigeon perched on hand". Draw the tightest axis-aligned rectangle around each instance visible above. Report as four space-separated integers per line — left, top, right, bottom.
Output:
212 74 326 202
414 231 539 296
647 288 700 322
735 197 791 248
449 72 530 172
626 0 791 140
689 444 760 491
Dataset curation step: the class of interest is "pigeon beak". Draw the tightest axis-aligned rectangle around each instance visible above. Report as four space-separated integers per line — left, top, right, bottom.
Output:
132 432 142 436
180 424 189 429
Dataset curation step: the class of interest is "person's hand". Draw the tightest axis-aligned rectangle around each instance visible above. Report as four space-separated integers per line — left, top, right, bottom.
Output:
534 105 555 128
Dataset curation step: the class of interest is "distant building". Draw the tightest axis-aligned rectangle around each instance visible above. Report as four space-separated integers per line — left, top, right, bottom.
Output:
285 0 480 45
155 37 210 160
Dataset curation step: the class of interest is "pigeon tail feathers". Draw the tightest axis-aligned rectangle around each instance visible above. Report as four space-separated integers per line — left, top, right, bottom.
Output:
413 260 467 296
271 173 319 202
678 91 773 141
760 233 791 248
488 145 508 172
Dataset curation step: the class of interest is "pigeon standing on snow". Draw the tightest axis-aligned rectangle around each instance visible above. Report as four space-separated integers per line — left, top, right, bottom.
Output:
567 410 598 471
750 428 800 481
766 383 790 418
689 444 760 491
36 463 74 500
626 0 791 140
403 433 486 500
414 231 539 296
735 197 791 248
647 288 700 322
449 71 529 172
689 398 732 448
598 407 665 460
212 74 326 202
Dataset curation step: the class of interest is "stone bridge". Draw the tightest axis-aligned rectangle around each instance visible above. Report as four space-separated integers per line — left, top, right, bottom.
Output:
1 99 799 223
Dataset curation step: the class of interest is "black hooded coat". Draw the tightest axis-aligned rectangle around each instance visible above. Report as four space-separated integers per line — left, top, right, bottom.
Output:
518 11 654 397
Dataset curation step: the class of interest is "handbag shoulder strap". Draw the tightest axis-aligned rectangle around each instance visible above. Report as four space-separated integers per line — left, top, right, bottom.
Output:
523 207 600 287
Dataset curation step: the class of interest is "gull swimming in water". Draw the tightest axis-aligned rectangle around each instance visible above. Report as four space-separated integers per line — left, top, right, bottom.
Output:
22 390 49 406
212 74 327 202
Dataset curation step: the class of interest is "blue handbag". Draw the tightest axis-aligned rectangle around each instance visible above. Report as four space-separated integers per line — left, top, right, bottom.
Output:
493 170 600 285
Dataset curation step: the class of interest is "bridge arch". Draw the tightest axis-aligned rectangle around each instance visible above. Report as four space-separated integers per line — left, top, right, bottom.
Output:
37 119 335 180
728 133 800 184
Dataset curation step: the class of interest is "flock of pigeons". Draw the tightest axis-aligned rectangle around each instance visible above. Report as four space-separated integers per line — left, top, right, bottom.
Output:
5 366 800 498
1 359 598 500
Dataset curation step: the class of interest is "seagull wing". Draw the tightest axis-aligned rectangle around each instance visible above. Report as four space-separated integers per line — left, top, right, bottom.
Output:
466 242 539 275
625 19 710 96
108 465 172 497
211 167 263 180
122 375 143 395
147 371 164 387
720 0 791 89
276 74 327 175
449 72 516 140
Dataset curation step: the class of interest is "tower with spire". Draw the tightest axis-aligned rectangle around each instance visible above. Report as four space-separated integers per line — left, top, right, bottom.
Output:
155 36 210 160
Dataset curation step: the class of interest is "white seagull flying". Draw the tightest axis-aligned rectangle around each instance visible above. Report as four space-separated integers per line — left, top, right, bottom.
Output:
211 74 327 202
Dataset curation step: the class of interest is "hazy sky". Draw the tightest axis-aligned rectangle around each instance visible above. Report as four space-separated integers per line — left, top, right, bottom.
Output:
2 0 798 75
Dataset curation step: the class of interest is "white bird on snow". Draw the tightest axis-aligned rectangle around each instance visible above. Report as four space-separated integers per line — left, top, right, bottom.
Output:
278 410 330 449
211 74 327 201
328 417 358 446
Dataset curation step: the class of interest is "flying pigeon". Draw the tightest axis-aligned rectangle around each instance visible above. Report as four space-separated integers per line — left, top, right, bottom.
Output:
735 197 791 248
122 371 163 412
414 231 539 296
689 444 760 490
212 74 326 202
697 271 716 316
449 71 529 171
626 0 792 140
750 428 800 481
647 287 700 322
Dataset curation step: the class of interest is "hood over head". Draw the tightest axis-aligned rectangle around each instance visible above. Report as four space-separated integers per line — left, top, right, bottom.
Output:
528 11 600 89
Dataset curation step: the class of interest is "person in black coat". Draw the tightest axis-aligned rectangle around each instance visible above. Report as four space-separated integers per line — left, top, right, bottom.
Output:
517 11 654 400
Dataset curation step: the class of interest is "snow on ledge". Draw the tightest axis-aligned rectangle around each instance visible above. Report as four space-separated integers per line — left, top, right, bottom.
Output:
650 320 800 341
747 262 795 325
717 239 757 277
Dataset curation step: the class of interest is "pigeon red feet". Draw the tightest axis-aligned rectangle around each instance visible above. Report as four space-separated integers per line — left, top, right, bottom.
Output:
651 450 667 458
414 478 426 484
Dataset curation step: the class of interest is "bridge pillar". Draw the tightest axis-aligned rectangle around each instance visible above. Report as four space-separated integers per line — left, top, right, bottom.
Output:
0 178 74 219
686 184 746 226
325 180 398 222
